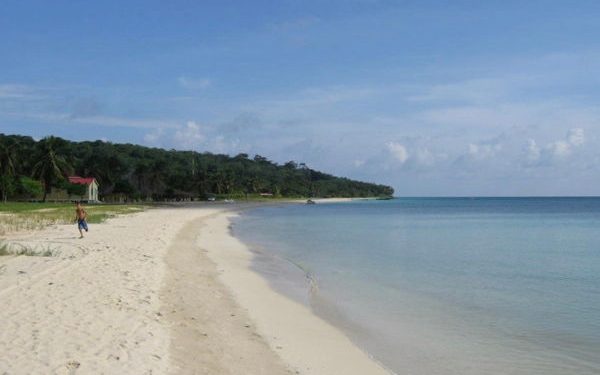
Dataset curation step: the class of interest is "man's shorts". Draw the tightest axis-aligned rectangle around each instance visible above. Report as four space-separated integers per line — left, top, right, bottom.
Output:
78 219 88 232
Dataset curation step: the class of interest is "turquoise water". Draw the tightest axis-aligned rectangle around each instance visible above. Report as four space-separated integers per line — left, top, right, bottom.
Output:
232 198 600 374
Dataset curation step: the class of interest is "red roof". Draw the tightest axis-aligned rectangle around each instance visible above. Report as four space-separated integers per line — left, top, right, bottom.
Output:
68 176 96 185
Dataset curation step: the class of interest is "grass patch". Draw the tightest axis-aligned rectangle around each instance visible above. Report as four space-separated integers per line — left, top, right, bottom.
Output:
0 202 74 213
0 242 9 256
0 241 54 257
0 203 147 235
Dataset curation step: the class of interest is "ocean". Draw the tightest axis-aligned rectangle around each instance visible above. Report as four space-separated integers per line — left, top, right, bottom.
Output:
232 198 600 375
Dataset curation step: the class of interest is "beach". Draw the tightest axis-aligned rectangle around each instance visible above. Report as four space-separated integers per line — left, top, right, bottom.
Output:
0 204 388 374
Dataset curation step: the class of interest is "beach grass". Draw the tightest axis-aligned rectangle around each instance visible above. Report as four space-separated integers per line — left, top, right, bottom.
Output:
0 242 9 256
0 240 54 257
0 203 146 236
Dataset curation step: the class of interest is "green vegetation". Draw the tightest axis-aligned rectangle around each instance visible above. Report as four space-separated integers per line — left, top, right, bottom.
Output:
0 241 54 257
0 242 9 256
0 133 394 201
0 136 17 202
18 177 43 198
31 136 73 201
0 203 145 235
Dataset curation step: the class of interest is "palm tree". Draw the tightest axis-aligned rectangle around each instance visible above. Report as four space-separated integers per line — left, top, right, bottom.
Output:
133 161 149 195
0 138 18 202
32 137 72 202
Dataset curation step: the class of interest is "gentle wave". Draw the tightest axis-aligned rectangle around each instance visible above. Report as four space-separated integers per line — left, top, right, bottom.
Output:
233 198 600 374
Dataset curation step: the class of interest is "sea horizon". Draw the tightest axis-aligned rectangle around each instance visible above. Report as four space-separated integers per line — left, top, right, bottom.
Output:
390 195 600 198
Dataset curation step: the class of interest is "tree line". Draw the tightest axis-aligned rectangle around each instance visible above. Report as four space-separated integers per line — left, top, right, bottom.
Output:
0 134 394 202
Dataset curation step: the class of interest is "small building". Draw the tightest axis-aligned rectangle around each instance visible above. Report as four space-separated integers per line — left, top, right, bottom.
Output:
68 176 99 202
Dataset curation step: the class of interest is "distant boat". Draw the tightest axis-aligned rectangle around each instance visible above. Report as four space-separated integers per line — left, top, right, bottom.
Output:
306 199 316 204
376 196 394 200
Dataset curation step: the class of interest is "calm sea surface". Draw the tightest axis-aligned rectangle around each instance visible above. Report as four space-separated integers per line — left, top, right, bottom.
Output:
232 198 600 374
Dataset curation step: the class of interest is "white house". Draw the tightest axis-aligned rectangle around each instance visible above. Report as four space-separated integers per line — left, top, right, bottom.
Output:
68 176 99 202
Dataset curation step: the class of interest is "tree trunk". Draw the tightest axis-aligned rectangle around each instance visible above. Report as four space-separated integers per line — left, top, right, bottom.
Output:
42 181 49 202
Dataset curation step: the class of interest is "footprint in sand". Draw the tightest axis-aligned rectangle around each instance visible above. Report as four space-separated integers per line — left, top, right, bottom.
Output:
64 360 80 374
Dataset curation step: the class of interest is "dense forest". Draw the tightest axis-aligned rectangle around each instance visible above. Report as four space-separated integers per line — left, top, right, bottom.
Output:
0 134 394 202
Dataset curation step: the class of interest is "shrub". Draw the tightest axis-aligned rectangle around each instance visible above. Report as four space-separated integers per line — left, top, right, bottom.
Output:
18 177 43 199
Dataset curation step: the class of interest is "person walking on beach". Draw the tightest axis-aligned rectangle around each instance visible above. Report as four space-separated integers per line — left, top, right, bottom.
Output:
75 201 88 238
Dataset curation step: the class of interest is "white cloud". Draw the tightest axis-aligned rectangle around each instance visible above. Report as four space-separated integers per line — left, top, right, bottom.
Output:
548 128 585 159
468 142 502 160
144 127 165 145
548 140 571 158
0 84 36 99
353 159 366 167
386 142 409 164
173 121 206 149
178 76 212 90
4 48 600 197
567 128 585 146
1 110 180 130
526 128 586 164
526 139 541 162
210 135 242 155
143 121 206 150
77 115 180 129
414 147 435 166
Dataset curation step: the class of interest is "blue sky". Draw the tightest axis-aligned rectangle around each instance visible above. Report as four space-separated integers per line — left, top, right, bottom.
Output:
1 0 600 195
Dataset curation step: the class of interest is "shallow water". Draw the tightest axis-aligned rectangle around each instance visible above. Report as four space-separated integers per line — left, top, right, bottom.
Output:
232 198 600 374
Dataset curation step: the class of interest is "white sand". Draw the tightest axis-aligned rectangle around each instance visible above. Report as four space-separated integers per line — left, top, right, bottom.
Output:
200 211 390 375
0 205 389 374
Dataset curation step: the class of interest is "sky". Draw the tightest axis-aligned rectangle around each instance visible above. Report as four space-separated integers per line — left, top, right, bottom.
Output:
1 0 600 196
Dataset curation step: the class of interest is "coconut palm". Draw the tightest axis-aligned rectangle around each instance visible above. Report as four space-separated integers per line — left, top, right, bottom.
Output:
32 137 72 202
0 138 18 202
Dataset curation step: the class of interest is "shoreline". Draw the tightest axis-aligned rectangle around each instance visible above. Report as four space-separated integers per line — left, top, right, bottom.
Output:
162 210 292 374
199 210 390 375
0 203 389 374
